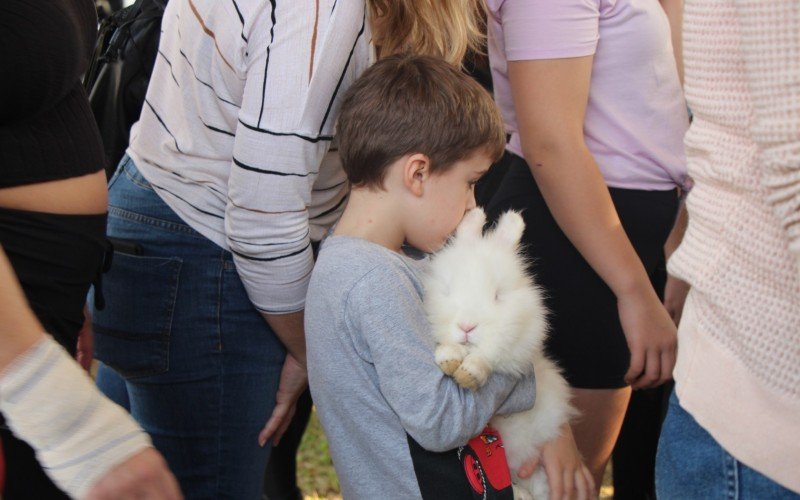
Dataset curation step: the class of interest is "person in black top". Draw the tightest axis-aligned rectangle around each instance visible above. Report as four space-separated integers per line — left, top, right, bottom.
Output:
0 1 178 498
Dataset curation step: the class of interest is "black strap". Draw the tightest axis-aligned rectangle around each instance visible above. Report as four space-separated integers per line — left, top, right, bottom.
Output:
83 0 156 90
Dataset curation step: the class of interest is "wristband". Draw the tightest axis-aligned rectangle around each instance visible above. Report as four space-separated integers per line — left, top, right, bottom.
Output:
0 335 152 499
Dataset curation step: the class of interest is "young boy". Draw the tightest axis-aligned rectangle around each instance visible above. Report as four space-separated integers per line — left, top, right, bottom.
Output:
305 55 582 499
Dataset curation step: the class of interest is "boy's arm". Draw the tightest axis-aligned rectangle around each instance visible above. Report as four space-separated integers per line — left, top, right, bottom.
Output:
347 266 535 453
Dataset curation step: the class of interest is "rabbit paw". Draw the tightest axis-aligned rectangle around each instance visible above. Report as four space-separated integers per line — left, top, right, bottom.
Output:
453 356 490 390
435 344 467 376
439 358 462 376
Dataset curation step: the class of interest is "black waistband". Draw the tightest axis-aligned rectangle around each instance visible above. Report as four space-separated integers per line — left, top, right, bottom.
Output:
0 205 107 232
0 207 111 347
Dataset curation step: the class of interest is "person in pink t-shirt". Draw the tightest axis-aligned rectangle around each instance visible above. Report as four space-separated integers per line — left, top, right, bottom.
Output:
482 0 689 492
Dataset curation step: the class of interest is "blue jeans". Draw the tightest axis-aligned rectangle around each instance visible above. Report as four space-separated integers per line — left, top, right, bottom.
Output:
656 391 799 499
91 156 285 499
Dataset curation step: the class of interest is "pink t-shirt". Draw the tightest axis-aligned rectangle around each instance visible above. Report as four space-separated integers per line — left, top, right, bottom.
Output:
487 0 690 191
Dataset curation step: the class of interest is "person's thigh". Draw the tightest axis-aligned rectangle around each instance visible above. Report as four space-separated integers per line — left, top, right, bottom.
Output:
123 263 283 500
656 392 799 500
214 262 284 499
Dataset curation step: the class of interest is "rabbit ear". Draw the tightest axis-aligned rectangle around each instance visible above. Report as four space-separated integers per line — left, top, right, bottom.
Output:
455 208 487 240
491 210 525 248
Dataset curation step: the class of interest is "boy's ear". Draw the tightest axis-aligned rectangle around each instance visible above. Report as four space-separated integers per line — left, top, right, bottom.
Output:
403 153 431 197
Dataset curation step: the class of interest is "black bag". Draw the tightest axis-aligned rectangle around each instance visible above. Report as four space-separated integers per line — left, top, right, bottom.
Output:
84 0 167 178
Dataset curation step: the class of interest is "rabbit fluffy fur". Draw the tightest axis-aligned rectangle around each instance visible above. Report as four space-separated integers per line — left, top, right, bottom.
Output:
423 208 576 500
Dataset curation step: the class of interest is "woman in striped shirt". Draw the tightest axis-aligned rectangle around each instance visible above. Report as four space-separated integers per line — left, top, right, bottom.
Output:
90 1 486 497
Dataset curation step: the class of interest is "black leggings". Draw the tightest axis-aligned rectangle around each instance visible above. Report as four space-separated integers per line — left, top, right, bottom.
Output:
0 207 108 499
483 153 678 389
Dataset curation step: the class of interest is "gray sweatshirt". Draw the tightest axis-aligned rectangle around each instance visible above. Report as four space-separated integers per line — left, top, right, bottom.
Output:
305 236 536 499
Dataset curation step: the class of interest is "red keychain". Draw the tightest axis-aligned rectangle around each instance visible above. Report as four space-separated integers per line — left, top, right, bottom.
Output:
459 426 513 497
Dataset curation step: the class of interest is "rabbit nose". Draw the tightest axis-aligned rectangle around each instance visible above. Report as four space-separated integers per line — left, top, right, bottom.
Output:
458 323 476 334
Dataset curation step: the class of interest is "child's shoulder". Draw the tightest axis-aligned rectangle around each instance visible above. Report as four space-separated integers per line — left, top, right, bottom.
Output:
311 236 426 301
317 235 393 267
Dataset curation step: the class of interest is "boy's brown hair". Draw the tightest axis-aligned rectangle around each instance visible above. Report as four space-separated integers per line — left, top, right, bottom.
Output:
336 54 506 189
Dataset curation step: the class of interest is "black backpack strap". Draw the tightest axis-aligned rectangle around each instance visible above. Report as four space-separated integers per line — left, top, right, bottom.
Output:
83 0 148 90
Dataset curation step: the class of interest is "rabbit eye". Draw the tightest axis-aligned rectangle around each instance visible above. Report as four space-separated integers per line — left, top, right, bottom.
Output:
494 291 500 302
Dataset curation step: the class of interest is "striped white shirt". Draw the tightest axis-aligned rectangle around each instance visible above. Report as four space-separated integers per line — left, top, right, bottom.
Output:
128 0 372 313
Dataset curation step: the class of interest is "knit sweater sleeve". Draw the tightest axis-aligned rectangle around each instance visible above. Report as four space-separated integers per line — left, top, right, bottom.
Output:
735 0 800 270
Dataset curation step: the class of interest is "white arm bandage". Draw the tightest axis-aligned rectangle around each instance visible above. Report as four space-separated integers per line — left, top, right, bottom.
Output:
0 335 152 499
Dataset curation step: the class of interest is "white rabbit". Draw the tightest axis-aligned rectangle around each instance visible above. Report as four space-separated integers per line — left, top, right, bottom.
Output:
423 208 577 500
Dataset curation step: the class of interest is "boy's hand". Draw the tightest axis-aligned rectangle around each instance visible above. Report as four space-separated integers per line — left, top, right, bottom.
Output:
618 288 677 389
517 424 594 500
258 354 308 447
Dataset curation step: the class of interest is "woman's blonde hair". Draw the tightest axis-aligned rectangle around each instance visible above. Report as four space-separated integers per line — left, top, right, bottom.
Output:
368 0 485 66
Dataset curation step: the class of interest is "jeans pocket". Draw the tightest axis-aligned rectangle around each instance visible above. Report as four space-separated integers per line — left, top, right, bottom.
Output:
92 251 182 379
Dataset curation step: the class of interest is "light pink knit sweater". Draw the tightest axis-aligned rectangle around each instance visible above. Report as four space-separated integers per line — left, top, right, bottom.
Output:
669 0 800 492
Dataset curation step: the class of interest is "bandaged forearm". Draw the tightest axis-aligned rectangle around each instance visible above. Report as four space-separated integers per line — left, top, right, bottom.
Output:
0 335 152 499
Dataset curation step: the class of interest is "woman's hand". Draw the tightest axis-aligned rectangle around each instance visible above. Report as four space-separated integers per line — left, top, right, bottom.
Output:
258 354 308 447
619 287 677 389
517 424 594 500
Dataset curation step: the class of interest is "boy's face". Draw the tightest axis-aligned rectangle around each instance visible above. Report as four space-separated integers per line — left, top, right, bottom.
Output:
409 153 490 253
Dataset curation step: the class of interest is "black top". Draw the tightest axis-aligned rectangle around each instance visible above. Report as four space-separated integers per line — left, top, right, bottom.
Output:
0 0 106 188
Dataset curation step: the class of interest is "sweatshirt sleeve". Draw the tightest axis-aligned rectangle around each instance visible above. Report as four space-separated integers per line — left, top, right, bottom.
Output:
735 0 800 272
345 264 536 453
